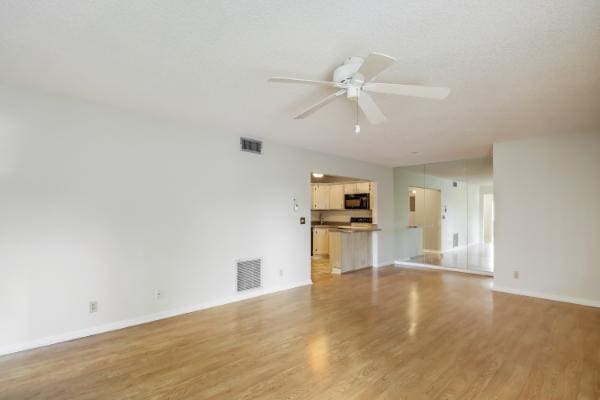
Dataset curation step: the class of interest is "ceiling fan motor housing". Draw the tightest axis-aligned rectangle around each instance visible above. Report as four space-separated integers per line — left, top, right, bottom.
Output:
333 57 364 83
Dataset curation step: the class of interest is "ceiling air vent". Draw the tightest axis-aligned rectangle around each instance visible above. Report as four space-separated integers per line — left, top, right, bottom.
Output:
237 258 262 292
240 137 262 154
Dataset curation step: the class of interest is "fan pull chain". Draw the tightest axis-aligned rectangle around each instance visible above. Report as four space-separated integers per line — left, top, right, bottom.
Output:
354 99 361 134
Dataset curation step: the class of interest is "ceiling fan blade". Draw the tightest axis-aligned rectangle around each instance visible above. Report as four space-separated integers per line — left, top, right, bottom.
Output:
268 77 342 88
364 83 450 99
294 89 346 119
358 92 386 124
357 53 397 83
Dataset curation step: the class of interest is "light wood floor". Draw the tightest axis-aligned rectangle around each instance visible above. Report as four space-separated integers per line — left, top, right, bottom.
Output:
1 266 599 399
311 255 335 283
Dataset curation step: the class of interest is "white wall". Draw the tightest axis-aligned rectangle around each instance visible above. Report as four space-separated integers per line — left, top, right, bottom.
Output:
494 132 600 306
0 86 395 354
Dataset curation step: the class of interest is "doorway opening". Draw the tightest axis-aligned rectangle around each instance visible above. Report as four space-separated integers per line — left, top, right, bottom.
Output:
309 173 377 283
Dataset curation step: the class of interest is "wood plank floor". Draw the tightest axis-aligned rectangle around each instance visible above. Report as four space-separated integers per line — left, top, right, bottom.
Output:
311 255 334 283
1 266 599 399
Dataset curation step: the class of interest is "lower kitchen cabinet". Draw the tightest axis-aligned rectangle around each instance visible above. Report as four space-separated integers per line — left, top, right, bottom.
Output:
312 227 329 255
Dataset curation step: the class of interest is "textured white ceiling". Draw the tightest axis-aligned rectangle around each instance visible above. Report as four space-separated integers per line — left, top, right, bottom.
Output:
1 1 599 166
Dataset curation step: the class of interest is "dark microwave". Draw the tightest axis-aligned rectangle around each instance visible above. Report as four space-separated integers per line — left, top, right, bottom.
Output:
345 193 370 209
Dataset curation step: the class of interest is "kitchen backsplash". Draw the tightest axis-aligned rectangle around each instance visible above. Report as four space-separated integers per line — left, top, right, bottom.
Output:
311 209 372 223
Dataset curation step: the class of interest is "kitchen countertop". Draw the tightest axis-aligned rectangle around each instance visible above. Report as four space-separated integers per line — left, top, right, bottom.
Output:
312 224 381 232
328 227 381 233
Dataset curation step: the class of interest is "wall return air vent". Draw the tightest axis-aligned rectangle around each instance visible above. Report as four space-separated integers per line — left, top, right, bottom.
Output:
237 258 262 292
240 137 262 154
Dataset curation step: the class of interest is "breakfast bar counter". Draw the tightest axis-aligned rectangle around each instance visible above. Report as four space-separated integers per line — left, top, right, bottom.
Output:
328 227 380 274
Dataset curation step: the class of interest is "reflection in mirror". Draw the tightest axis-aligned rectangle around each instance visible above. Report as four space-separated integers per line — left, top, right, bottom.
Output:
395 163 425 262
404 164 425 229
398 156 493 273
416 159 468 268
466 157 494 272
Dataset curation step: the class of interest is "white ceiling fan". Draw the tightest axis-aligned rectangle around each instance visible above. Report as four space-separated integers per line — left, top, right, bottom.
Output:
268 53 450 133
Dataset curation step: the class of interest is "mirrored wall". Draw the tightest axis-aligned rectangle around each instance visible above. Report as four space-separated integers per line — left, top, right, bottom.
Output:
396 156 493 273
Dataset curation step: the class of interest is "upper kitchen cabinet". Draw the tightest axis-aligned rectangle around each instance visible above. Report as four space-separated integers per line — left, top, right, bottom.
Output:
312 184 330 210
311 181 372 210
357 182 371 194
344 182 371 195
328 184 345 210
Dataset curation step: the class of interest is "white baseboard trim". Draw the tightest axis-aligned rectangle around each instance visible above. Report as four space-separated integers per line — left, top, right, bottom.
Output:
0 280 313 357
422 249 442 254
492 285 600 308
393 260 494 277
375 260 394 268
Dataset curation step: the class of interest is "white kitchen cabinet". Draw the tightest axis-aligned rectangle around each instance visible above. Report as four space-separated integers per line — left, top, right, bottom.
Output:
344 182 371 195
328 184 345 210
312 227 329 255
312 182 371 210
343 183 356 195
311 184 330 210
356 182 371 194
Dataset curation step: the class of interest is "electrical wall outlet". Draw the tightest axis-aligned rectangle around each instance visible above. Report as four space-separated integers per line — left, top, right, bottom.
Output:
513 271 519 279
154 289 162 300
89 301 98 313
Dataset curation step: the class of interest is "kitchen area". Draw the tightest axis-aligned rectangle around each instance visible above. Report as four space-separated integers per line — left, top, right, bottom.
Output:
310 173 381 282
